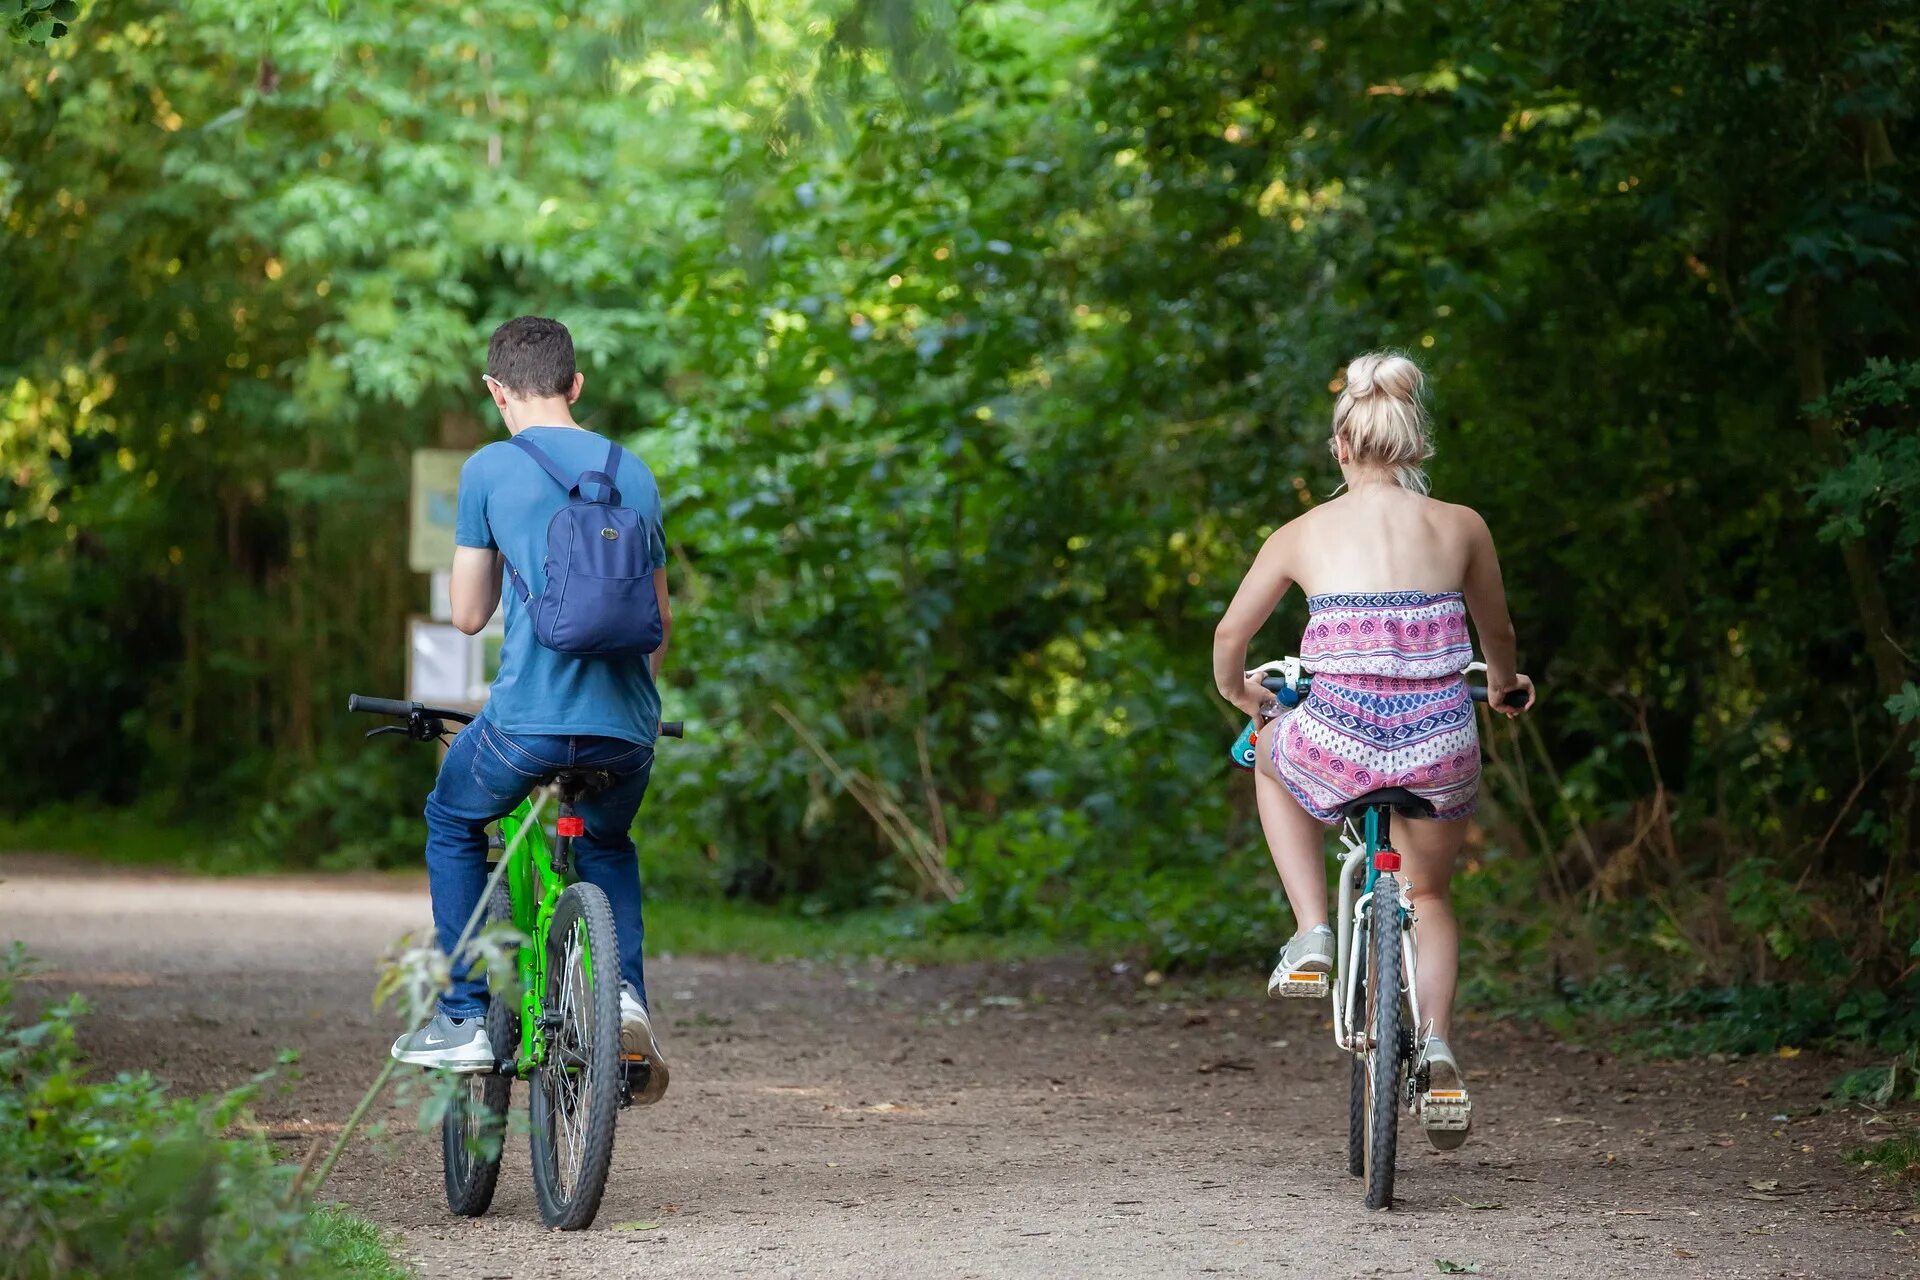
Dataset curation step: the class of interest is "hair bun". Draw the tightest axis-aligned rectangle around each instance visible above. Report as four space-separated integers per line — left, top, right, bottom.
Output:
1344 352 1421 404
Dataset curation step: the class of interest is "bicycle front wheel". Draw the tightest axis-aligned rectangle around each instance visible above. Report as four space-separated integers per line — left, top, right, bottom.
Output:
443 877 515 1217
529 882 623 1230
1363 874 1406 1211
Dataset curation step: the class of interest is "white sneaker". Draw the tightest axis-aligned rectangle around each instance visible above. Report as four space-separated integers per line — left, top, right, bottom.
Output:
1417 1035 1472 1150
391 1012 494 1073
1266 925 1335 998
619 985 671 1105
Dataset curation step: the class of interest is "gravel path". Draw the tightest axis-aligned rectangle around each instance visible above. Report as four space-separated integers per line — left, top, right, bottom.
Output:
3 855 1914 1279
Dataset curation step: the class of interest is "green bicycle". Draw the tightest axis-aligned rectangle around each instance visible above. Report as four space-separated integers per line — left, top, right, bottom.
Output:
349 695 681 1230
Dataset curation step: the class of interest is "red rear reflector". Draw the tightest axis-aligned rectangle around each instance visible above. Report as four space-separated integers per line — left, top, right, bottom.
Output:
1373 849 1401 872
556 816 586 838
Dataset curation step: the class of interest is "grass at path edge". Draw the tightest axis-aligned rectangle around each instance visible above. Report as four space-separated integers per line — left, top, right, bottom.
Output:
309 1205 413 1279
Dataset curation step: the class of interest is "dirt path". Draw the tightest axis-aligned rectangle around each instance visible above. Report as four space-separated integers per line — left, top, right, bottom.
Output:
3 855 1914 1279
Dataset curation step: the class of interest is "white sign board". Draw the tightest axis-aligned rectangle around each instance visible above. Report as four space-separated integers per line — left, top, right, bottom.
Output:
408 619 474 705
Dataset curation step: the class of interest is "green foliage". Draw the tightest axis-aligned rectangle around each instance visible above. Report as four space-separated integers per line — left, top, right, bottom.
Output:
7 0 76 47
1830 1051 1920 1108
234 747 433 871
303 1207 412 1280
1852 1130 1920 1202
2 0 1917 1050
1808 357 1920 554
0 947 404 1278
1889 682 1920 776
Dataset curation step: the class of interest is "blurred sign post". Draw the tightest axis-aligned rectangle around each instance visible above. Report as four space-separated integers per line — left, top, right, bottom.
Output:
409 450 467 575
408 449 502 710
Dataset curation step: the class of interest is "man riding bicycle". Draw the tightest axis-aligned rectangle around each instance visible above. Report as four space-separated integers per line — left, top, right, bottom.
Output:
389 316 673 1105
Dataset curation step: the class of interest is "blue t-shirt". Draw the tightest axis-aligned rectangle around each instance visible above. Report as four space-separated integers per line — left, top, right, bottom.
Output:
454 426 666 744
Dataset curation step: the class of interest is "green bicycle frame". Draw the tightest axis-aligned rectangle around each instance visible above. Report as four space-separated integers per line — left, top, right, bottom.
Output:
494 796 587 1076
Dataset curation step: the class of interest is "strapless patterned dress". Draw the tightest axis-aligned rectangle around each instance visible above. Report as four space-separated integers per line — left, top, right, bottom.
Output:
1271 590 1479 824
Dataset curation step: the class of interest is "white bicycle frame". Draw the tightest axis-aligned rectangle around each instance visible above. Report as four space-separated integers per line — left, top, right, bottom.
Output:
1331 820 1424 1058
1252 654 1464 1063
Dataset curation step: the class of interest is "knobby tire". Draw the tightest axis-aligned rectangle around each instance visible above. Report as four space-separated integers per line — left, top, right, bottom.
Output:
1363 874 1405 1210
528 882 623 1230
443 879 516 1217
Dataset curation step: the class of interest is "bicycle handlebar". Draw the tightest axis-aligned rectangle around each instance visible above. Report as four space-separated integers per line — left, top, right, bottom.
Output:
1258 674 1530 710
347 694 476 725
348 695 684 738
347 694 425 719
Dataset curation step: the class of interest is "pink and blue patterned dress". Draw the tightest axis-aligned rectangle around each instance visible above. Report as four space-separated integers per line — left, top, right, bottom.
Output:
1272 590 1478 824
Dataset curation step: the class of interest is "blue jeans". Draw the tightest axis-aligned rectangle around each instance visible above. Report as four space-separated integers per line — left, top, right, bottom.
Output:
424 712 654 1019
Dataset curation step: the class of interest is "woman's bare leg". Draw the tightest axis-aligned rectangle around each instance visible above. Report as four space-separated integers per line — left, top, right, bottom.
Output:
1254 759 1331 932
1395 814 1471 1041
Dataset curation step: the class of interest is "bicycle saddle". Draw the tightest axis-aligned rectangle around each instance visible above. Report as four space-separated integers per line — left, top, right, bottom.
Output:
1337 787 1438 821
545 768 616 799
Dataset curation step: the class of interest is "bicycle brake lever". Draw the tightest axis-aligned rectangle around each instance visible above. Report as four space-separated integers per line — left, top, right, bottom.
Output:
364 725 408 739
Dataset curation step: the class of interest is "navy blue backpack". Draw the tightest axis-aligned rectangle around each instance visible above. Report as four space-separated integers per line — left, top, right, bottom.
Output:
501 434 664 658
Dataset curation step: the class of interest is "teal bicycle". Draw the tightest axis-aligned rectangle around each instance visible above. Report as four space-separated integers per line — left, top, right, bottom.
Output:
1244 661 1526 1210
350 695 680 1230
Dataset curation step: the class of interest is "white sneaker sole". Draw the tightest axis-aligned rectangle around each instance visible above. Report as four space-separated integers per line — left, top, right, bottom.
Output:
1419 1056 1472 1150
619 1005 671 1104
1266 966 1331 998
1266 950 1333 999
391 1040 495 1074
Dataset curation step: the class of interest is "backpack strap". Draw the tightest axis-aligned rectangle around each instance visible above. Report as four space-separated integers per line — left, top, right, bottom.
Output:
501 556 532 604
509 434 577 491
511 433 624 505
570 439 624 506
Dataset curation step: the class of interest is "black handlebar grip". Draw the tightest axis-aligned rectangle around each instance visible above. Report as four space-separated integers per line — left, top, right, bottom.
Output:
1260 677 1290 694
1468 687 1531 709
348 694 416 717
660 721 685 738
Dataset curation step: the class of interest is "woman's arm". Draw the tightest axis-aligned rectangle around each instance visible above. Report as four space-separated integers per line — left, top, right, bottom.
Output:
1459 509 1532 714
1213 528 1296 717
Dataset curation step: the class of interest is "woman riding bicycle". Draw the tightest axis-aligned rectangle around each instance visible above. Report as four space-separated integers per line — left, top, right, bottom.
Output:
1210 351 1533 1150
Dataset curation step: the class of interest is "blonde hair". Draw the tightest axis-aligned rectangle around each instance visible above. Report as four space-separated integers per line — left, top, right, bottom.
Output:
1331 350 1434 493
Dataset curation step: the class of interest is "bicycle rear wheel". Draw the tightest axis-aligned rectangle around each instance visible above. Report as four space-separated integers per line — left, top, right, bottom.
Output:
529 881 623 1230
1362 874 1406 1210
1347 1046 1366 1178
443 878 516 1217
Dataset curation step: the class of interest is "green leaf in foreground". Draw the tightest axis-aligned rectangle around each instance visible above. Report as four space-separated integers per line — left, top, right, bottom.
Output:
1435 1264 1483 1276
614 1221 662 1232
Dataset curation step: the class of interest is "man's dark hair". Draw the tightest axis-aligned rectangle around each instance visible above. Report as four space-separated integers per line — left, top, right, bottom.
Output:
486 316 576 397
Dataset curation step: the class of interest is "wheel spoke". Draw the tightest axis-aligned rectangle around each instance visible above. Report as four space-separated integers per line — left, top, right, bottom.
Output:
543 916 596 1202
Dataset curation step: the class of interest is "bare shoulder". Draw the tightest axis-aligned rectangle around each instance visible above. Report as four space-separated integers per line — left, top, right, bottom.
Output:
1428 497 1492 541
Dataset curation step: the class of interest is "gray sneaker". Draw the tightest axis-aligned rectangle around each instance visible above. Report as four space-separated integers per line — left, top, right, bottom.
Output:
391 1012 493 1073
1266 924 1335 998
620 984 671 1105
1417 1035 1472 1150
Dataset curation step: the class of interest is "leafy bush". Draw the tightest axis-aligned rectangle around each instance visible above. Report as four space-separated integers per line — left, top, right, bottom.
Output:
232 748 432 871
7 0 77 47
0 947 397 1278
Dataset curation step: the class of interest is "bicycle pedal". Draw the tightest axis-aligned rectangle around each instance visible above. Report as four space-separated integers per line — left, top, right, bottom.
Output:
1270 970 1330 999
1420 1088 1471 1131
